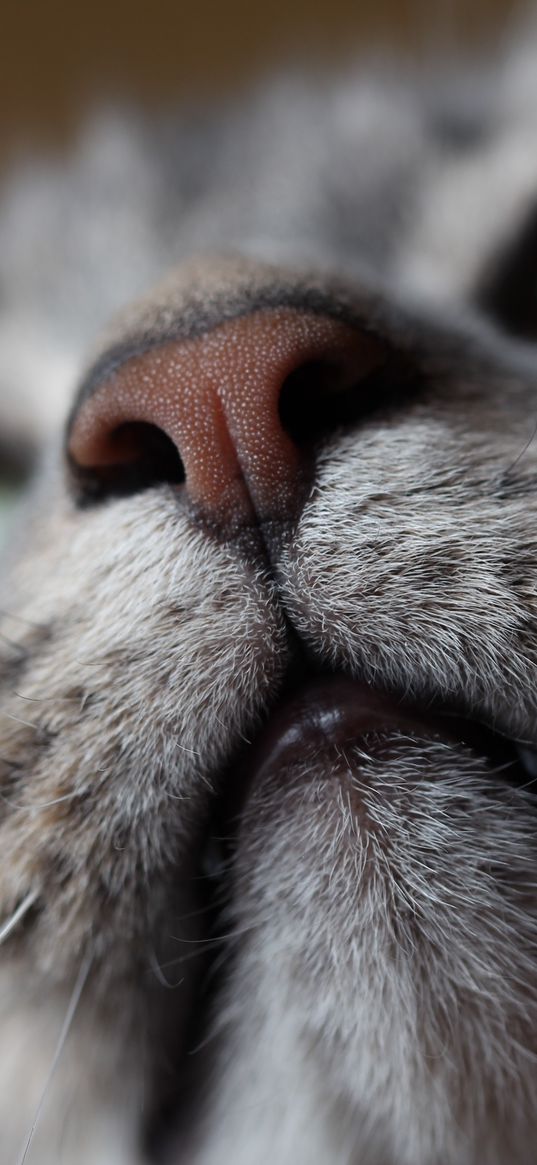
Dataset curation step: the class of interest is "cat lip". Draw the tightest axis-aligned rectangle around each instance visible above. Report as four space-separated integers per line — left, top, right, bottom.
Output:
239 676 501 781
203 670 536 870
237 673 531 795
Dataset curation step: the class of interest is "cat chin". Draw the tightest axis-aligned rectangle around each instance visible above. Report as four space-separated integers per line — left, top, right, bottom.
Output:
156 672 536 1165
182 718 537 1165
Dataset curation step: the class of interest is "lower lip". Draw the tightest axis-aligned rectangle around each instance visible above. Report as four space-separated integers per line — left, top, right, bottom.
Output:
245 676 466 783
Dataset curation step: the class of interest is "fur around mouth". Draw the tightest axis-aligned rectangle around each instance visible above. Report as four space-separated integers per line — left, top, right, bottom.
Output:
197 661 537 899
147 666 537 1153
206 668 537 842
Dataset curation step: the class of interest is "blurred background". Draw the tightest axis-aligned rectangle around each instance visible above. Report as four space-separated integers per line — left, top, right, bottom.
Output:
0 0 526 166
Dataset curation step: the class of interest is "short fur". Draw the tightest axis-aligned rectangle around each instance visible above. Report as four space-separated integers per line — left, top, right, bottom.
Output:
2 21 537 1165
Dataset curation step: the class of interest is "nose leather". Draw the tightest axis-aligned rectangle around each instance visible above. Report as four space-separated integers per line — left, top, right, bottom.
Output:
68 306 377 526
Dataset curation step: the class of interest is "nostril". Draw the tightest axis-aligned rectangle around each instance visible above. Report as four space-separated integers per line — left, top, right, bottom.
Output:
278 338 391 447
278 357 371 445
67 304 404 522
279 359 350 444
69 421 185 502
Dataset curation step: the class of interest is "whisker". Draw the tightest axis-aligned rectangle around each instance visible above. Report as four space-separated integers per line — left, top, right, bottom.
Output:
14 691 82 704
156 918 265 972
502 416 537 479
2 711 40 731
168 920 263 946
0 889 38 946
148 947 186 989
0 790 81 811
17 952 93 1165
153 945 221 972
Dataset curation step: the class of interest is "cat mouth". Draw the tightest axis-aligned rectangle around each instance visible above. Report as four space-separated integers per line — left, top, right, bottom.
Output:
212 667 537 827
198 663 537 897
234 674 535 790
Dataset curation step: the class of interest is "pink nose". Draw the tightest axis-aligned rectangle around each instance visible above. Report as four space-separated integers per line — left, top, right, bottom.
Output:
68 307 383 526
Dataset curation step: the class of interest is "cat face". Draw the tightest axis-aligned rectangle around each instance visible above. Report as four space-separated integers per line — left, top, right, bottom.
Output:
2 37 537 1165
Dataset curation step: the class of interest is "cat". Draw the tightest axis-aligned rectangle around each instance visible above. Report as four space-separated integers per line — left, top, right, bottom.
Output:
1 17 537 1165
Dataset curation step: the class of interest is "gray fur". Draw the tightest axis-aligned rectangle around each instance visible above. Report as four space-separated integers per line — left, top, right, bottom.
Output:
2 21 537 1165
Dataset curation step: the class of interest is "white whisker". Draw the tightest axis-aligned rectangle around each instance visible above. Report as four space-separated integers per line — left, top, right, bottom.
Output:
148 947 186 989
14 691 82 704
0 790 82 811
17 952 93 1165
169 920 263 945
0 890 37 946
3 711 40 731
155 943 224 971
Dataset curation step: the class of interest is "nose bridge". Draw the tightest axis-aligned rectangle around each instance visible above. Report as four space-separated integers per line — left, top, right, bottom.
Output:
202 309 357 519
69 305 369 525
161 308 329 521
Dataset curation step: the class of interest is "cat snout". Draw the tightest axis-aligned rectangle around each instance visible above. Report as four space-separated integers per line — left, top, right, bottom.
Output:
67 298 385 528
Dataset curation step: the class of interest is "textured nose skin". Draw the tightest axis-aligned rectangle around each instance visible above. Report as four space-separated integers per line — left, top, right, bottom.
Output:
68 307 376 526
